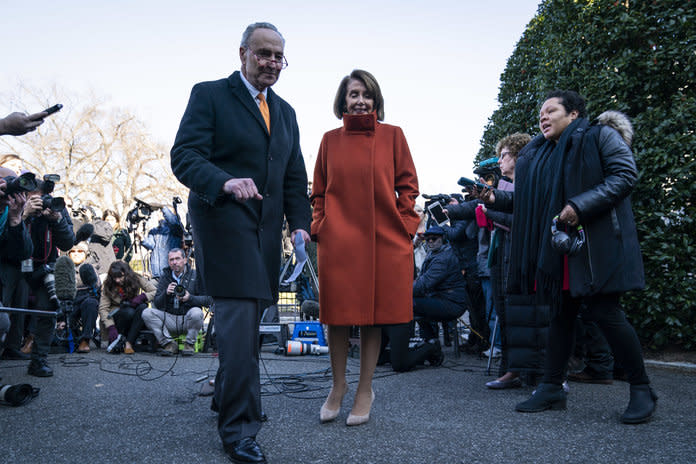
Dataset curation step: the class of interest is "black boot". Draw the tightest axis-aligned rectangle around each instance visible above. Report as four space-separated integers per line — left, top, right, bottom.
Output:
425 339 444 367
621 384 657 424
27 358 53 377
515 383 567 412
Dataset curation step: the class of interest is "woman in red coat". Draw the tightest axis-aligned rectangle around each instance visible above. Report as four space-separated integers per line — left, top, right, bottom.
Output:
311 69 420 426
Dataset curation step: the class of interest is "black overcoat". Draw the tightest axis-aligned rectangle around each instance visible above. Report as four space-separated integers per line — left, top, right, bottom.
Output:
171 72 311 301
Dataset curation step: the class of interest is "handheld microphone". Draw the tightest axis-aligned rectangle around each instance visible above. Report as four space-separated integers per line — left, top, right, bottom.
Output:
54 256 76 301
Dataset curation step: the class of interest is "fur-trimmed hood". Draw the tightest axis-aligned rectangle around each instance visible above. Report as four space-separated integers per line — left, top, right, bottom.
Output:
596 110 633 148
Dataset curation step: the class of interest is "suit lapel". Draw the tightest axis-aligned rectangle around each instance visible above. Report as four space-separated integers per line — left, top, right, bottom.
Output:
228 72 270 136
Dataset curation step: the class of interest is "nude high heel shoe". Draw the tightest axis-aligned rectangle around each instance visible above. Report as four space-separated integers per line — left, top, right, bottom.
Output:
346 390 375 426
320 383 348 423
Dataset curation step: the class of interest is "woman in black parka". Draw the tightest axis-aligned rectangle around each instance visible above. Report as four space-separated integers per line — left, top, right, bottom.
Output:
481 90 656 424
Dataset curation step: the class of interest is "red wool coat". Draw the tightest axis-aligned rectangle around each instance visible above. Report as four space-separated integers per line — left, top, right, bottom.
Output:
310 112 420 326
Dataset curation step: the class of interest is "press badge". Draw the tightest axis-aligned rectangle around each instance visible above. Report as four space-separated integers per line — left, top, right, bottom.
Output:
21 259 33 273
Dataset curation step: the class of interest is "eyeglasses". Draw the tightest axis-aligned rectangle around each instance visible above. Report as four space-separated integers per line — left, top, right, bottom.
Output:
425 236 441 242
248 49 288 69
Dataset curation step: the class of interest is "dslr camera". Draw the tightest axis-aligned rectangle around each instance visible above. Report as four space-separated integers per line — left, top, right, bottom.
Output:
39 174 66 212
3 172 38 196
29 263 58 308
172 284 186 310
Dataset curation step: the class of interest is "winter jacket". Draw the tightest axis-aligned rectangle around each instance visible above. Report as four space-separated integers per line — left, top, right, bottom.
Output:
153 264 212 316
86 220 117 276
493 111 644 298
98 274 157 329
142 208 183 278
413 244 469 308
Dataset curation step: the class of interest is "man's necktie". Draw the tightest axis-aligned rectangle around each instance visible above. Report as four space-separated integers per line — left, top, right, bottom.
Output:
258 93 270 133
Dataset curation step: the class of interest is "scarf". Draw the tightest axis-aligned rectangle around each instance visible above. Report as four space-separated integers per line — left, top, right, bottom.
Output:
508 118 585 305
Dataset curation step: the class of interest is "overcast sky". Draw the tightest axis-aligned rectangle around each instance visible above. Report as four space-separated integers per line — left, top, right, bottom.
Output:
1 0 541 198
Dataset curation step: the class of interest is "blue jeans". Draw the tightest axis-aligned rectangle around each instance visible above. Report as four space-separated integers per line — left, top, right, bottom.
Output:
481 277 500 349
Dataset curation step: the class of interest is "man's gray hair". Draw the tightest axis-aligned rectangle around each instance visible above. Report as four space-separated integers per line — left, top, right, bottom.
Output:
168 247 186 258
240 22 285 48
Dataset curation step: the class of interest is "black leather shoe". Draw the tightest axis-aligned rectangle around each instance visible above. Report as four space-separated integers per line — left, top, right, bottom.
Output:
515 383 566 412
621 384 657 424
2 348 31 360
27 359 53 377
486 377 522 389
224 437 266 463
425 339 444 367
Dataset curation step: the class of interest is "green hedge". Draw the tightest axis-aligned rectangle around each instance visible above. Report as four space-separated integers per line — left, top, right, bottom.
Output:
478 0 696 349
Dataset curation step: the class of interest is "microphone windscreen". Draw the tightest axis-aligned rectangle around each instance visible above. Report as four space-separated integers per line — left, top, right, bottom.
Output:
78 263 100 289
75 223 95 245
54 256 77 300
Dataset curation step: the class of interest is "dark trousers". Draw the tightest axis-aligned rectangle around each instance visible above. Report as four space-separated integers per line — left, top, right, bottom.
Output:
543 292 649 386
381 323 434 372
414 297 465 340
3 276 29 351
573 317 614 378
29 285 56 362
113 303 146 345
69 294 99 342
213 298 262 445
465 274 489 344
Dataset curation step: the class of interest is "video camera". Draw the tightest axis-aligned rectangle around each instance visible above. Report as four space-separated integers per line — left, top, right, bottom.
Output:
39 174 66 212
126 197 155 230
422 193 454 209
3 172 38 196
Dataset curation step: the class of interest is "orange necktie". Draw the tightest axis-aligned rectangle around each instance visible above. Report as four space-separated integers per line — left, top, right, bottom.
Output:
258 93 270 132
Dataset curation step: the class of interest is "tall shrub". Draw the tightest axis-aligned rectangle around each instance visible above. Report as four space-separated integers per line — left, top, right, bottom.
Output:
478 0 696 349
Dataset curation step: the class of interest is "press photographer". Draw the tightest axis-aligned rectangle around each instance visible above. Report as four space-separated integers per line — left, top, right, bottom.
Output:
142 248 211 356
20 173 74 376
141 201 184 279
0 166 33 360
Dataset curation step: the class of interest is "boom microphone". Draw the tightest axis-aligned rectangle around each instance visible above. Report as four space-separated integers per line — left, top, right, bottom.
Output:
75 223 95 244
54 256 76 301
78 263 100 290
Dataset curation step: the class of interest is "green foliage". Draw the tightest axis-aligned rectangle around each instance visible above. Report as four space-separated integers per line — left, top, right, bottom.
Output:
479 0 696 348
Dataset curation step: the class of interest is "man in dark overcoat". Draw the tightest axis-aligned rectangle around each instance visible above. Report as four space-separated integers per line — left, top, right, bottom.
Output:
170 22 311 464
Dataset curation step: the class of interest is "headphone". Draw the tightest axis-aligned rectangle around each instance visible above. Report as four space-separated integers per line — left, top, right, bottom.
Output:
551 215 585 256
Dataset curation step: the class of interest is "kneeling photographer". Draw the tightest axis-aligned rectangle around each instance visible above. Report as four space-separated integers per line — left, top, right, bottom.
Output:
142 248 211 356
413 226 470 346
21 174 75 376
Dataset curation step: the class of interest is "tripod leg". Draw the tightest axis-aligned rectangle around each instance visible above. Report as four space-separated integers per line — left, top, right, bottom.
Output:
486 315 499 375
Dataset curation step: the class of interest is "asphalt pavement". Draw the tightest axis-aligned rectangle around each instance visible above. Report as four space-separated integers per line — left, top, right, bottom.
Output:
1 345 695 464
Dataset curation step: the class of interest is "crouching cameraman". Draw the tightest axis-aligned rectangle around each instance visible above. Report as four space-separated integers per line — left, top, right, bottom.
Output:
142 248 211 356
413 226 470 347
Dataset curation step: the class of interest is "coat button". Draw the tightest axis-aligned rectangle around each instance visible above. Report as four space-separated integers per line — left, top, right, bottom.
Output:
265 193 270 198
